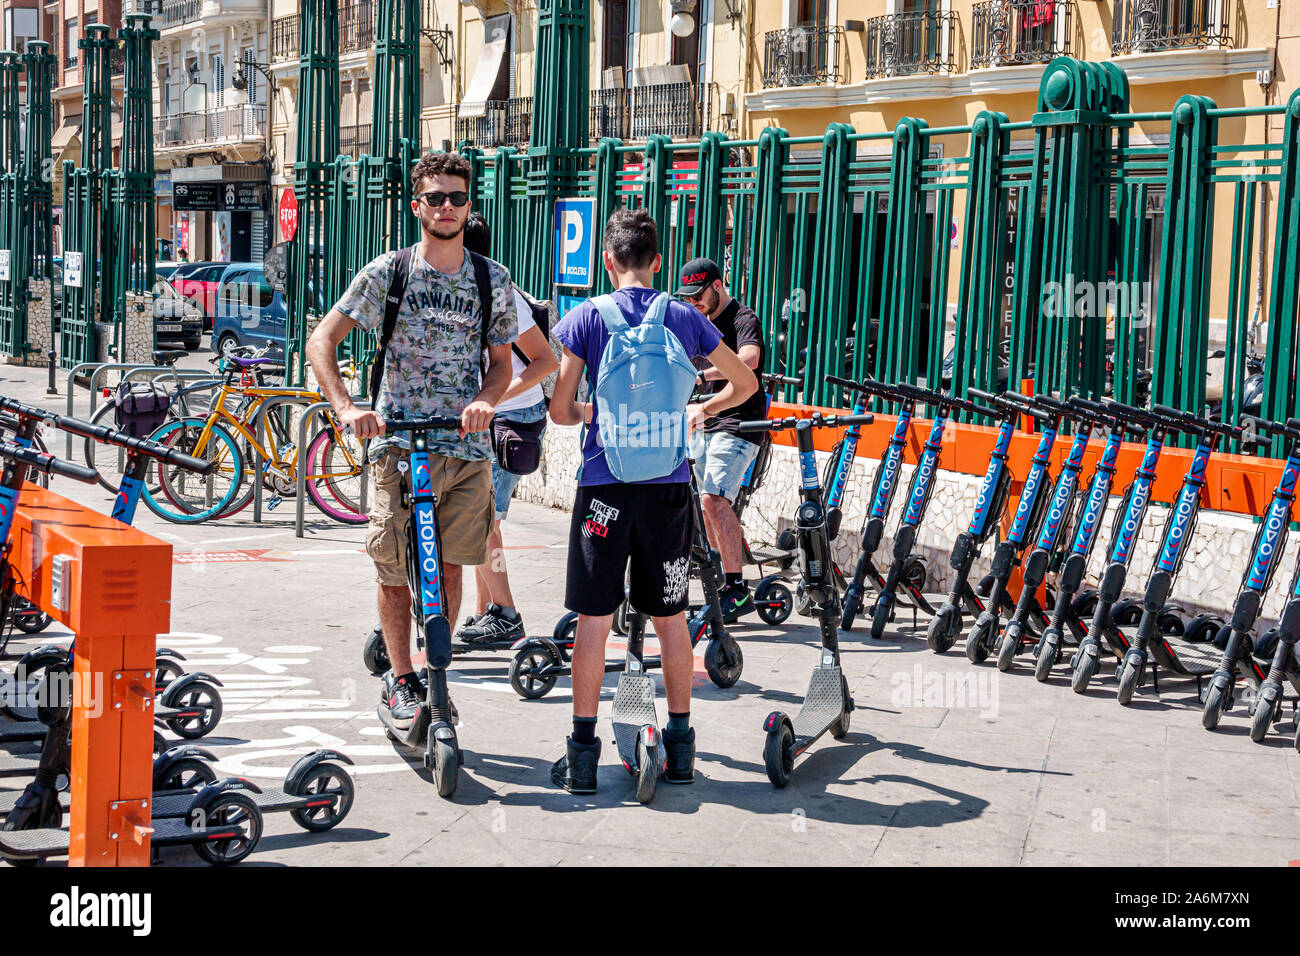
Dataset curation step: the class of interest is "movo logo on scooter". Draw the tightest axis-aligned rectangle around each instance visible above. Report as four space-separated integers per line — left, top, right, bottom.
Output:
416 510 441 610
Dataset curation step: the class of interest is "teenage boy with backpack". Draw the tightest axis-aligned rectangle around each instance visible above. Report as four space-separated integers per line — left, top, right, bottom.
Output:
306 152 517 731
548 208 757 793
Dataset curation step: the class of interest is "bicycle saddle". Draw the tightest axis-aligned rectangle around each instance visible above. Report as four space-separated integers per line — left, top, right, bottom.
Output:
152 349 188 366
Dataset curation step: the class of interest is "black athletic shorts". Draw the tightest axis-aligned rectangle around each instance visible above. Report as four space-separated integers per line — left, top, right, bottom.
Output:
565 482 695 617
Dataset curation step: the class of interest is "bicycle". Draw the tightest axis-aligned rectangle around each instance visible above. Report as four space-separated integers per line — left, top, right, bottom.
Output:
145 354 366 524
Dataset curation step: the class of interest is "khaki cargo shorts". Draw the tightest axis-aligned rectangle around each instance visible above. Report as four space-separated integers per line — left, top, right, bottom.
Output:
365 448 494 587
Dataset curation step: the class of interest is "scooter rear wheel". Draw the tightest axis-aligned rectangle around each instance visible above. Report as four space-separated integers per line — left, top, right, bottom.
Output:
193 793 262 866
755 581 793 625
508 644 560 700
635 738 658 804
363 627 389 676
764 722 795 788
829 676 851 740
289 763 355 831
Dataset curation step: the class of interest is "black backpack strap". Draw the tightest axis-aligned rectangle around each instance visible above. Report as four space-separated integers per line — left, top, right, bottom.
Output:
370 245 414 404
468 250 493 381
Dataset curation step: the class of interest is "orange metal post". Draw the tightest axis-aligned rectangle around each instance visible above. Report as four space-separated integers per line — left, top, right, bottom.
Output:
10 483 172 866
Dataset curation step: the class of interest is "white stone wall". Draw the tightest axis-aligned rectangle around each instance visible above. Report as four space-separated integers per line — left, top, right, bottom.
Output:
26 278 52 367
122 293 154 366
516 424 1287 622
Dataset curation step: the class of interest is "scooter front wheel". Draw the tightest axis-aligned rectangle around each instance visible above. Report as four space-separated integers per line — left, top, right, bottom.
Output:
1034 629 1060 683
996 622 1021 672
1249 685 1279 742
764 722 795 788
870 599 891 640
362 627 389 676
1201 675 1231 729
1070 649 1098 694
927 606 958 654
704 637 743 688
1116 656 1142 705
431 734 460 798
965 617 993 663
840 589 862 631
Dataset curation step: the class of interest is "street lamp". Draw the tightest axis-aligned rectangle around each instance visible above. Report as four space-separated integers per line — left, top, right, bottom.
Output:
670 0 697 37
232 60 276 93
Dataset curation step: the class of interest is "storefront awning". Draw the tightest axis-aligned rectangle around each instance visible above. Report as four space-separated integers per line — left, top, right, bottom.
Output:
50 120 80 152
459 14 510 118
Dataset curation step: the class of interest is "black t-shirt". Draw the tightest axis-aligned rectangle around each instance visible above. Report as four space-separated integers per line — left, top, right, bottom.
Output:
692 299 766 445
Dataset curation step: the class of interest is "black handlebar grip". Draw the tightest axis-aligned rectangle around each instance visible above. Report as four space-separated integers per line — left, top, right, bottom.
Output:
0 442 99 484
762 373 803 387
383 417 465 433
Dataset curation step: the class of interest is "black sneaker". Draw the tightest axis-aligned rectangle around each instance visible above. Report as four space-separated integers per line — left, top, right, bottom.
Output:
380 672 424 730
551 737 601 794
717 584 752 623
662 727 696 784
453 609 492 641
458 604 525 644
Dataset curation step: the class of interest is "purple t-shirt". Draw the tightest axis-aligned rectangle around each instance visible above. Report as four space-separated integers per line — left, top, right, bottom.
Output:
554 287 724 486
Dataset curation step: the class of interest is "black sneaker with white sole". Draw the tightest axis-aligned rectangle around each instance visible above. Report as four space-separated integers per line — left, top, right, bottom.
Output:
457 604 525 644
663 727 696 784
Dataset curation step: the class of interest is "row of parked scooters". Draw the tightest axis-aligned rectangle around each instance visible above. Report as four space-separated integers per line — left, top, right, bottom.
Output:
0 389 356 864
807 379 1300 750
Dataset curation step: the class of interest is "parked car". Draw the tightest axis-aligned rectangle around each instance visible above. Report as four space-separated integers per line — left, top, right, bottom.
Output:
156 261 180 281
170 261 226 329
153 277 205 351
213 263 287 357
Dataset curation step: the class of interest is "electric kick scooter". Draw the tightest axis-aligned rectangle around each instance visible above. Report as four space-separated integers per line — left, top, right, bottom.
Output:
735 409 874 787
1200 413 1300 734
373 416 469 798
928 388 1047 652
964 395 1065 662
1032 397 1147 681
1114 407 1241 704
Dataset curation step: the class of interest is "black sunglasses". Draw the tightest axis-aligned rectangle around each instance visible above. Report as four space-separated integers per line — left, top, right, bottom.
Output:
417 190 470 209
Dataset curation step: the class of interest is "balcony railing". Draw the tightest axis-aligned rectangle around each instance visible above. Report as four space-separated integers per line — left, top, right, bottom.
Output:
160 0 202 29
272 15 298 61
972 1 1072 68
154 105 267 148
455 97 532 149
1111 0 1229 54
762 26 843 87
340 1 377 54
340 124 372 159
865 11 959 78
588 83 713 142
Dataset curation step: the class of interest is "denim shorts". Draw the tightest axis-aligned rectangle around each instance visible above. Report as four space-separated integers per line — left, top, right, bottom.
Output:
689 430 760 501
492 399 548 520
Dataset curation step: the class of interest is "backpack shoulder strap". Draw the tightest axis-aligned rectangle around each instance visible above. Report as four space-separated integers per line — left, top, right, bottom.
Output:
591 294 630 335
468 251 493 377
370 245 414 404
644 292 671 327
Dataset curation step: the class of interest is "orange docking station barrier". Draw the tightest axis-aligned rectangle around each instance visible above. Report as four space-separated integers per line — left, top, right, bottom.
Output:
8 481 171 866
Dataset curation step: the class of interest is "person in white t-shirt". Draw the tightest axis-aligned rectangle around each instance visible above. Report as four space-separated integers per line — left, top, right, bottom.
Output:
456 214 559 643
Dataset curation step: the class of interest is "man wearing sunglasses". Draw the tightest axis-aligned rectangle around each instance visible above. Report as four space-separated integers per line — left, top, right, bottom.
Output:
307 152 517 732
676 257 765 621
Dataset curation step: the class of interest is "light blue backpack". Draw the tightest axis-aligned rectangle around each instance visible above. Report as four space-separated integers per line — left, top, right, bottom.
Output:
590 292 699 483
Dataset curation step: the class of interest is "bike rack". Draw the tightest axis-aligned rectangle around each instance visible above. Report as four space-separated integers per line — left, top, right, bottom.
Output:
294 400 371 538
248 394 324 524
62 362 221 457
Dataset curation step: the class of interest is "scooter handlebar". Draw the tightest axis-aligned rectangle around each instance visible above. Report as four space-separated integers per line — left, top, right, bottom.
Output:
1149 403 1243 441
1239 413 1300 444
383 416 466 433
737 412 875 434
1066 396 1147 437
0 396 212 475
0 441 99 484
968 388 1052 423
761 373 803 387
824 374 991 417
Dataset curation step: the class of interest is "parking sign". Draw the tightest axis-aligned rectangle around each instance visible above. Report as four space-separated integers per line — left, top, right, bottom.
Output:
553 198 596 288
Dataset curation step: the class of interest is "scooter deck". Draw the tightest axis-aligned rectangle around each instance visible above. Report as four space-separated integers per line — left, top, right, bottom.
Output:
376 701 431 749
0 817 255 860
0 787 68 815
791 664 844 743
1152 634 1220 677
151 785 335 818
0 721 48 743
611 670 659 769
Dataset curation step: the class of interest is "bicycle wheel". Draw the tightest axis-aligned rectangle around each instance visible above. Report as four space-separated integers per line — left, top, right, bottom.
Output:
304 426 368 524
143 418 244 523
83 401 173 495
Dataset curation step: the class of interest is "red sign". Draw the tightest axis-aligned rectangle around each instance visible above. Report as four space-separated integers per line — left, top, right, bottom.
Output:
174 549 290 565
278 190 299 242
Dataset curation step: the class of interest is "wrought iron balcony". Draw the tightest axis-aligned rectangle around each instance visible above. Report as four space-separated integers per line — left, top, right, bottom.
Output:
455 97 532 149
272 15 299 62
340 1 377 54
865 11 958 78
972 1 1072 68
340 124 372 159
159 0 202 29
589 83 713 141
154 104 267 148
1112 0 1229 54
762 26 843 87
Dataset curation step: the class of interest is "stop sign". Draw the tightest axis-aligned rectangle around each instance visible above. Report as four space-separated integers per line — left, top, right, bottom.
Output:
279 190 299 242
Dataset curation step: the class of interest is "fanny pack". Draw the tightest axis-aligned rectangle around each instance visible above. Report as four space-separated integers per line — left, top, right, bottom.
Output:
492 416 545 476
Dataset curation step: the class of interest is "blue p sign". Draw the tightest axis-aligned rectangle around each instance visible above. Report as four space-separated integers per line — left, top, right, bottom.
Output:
553 198 596 288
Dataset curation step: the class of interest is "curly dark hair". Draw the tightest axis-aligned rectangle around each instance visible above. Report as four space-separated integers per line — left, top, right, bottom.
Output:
602 207 659 270
411 151 472 195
